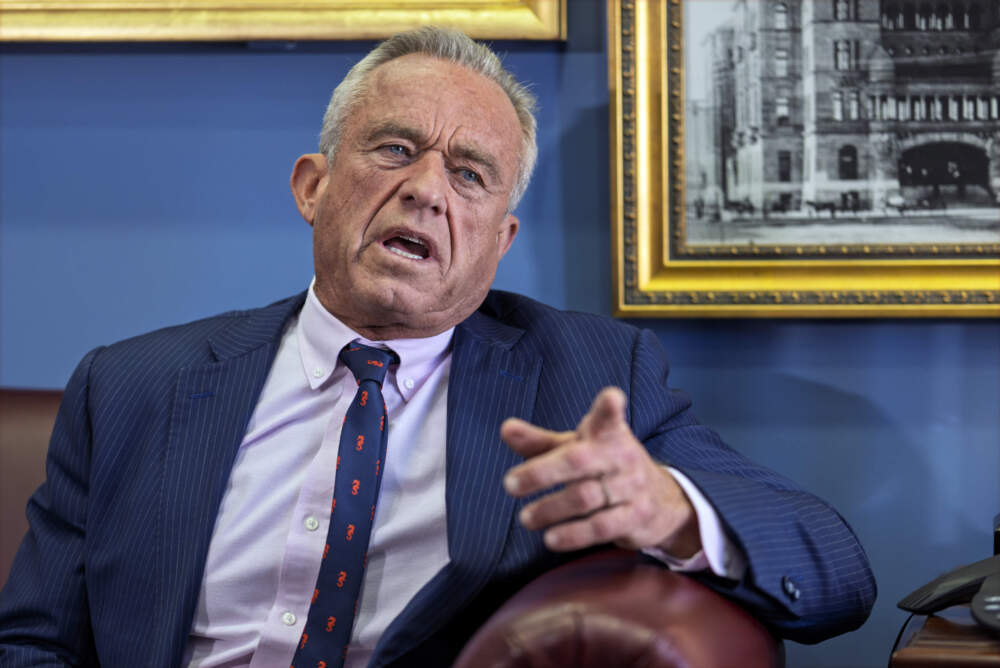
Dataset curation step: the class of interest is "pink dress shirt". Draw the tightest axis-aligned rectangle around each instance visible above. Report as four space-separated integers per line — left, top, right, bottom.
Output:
182 281 743 668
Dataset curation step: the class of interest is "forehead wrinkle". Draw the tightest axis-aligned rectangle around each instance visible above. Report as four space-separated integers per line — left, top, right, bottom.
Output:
362 56 516 187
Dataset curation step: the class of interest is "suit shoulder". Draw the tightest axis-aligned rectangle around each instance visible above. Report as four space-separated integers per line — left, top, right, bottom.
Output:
481 290 639 336
88 293 304 383
478 290 642 355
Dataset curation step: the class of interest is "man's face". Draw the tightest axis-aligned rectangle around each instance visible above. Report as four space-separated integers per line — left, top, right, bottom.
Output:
295 54 523 339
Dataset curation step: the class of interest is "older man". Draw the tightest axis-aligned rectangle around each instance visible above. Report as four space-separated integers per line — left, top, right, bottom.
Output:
0 27 875 668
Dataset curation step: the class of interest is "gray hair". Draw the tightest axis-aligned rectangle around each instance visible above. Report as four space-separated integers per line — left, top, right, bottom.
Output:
318 26 538 211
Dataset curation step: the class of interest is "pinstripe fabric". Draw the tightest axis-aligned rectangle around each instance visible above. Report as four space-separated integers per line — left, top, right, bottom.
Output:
0 289 875 667
0 295 303 667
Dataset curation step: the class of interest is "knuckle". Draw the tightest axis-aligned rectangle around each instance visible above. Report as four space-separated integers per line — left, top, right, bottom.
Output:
617 444 644 466
631 500 652 524
633 496 653 520
576 481 603 509
521 502 543 528
592 513 619 540
564 446 593 472
551 526 578 550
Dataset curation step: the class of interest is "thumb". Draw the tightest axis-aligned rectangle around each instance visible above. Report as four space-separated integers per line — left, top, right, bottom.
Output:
580 387 628 439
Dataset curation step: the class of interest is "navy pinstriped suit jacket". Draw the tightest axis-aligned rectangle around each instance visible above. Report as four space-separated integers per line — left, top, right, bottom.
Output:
0 290 875 667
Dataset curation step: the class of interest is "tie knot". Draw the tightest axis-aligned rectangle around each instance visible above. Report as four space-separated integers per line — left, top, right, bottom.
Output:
339 343 397 386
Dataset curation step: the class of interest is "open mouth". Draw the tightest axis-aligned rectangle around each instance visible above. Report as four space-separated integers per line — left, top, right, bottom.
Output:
383 234 430 260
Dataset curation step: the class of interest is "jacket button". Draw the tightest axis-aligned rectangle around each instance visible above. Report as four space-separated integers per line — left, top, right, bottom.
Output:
782 575 801 601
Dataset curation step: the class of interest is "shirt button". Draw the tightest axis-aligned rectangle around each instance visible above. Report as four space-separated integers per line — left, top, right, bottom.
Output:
403 378 415 389
312 368 324 378
304 516 319 531
282 611 297 626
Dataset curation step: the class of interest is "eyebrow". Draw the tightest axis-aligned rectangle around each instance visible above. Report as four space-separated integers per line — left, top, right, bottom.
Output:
363 121 503 185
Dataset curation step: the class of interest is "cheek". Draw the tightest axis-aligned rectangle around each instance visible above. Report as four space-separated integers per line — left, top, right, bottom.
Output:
315 180 372 247
454 229 504 281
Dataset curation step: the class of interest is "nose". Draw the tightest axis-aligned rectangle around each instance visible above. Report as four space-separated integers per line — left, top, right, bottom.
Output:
398 153 447 216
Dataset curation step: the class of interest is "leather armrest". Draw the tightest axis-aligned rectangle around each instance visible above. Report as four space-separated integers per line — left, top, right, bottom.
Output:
454 549 782 668
0 388 62 583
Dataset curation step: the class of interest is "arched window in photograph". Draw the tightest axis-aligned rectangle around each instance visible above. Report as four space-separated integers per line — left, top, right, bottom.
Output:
941 2 954 28
918 3 932 29
832 91 844 120
894 3 905 28
775 48 789 76
880 95 894 119
775 96 791 125
834 40 852 70
838 145 859 180
931 3 945 29
964 96 976 119
778 151 792 182
774 2 789 29
849 91 861 119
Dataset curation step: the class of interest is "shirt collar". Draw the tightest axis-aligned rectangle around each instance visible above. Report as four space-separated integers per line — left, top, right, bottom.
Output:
297 278 454 402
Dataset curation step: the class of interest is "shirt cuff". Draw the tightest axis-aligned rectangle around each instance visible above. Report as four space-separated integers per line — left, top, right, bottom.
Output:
640 467 746 580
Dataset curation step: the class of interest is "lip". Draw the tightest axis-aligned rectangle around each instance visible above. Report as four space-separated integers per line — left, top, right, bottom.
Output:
378 227 438 262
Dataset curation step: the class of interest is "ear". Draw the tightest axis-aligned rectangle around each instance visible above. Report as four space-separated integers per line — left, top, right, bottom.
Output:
496 213 519 259
290 153 329 227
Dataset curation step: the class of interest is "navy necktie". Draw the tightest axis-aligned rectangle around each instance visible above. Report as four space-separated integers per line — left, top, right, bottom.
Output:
292 343 397 668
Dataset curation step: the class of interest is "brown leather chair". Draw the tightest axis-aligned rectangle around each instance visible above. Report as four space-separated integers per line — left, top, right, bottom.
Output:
454 548 782 668
0 388 782 667
0 388 60 583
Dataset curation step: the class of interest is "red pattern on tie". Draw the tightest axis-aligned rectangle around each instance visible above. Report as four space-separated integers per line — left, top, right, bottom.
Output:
291 343 396 668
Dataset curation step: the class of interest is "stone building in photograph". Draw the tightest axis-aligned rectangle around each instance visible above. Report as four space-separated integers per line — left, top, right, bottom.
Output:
695 0 1000 215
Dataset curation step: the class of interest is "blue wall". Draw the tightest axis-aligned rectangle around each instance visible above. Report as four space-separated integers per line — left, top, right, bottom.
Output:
2 4 997 667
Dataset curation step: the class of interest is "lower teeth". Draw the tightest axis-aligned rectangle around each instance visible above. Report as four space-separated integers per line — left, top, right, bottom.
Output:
388 246 422 260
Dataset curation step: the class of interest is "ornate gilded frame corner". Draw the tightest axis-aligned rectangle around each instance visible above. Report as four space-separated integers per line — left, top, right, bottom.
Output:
609 0 999 317
0 1 566 42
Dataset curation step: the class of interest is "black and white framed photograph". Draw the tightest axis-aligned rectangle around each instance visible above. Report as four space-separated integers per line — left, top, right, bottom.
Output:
684 0 1000 251
610 0 1000 316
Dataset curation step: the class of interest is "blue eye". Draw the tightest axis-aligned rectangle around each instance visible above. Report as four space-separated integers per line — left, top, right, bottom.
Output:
458 168 481 184
386 144 407 156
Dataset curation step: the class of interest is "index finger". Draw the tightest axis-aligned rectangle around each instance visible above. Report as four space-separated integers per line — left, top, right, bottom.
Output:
500 418 575 458
503 438 608 498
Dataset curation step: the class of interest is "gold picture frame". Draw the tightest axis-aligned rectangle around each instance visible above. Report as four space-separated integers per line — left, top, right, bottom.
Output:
609 0 1000 317
0 0 565 41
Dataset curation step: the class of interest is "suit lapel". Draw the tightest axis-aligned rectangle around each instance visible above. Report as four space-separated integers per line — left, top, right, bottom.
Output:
156 294 305 665
444 312 541 571
372 309 541 666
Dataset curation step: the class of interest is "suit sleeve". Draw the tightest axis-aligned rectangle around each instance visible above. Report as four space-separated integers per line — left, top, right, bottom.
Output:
628 328 876 643
0 348 103 666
